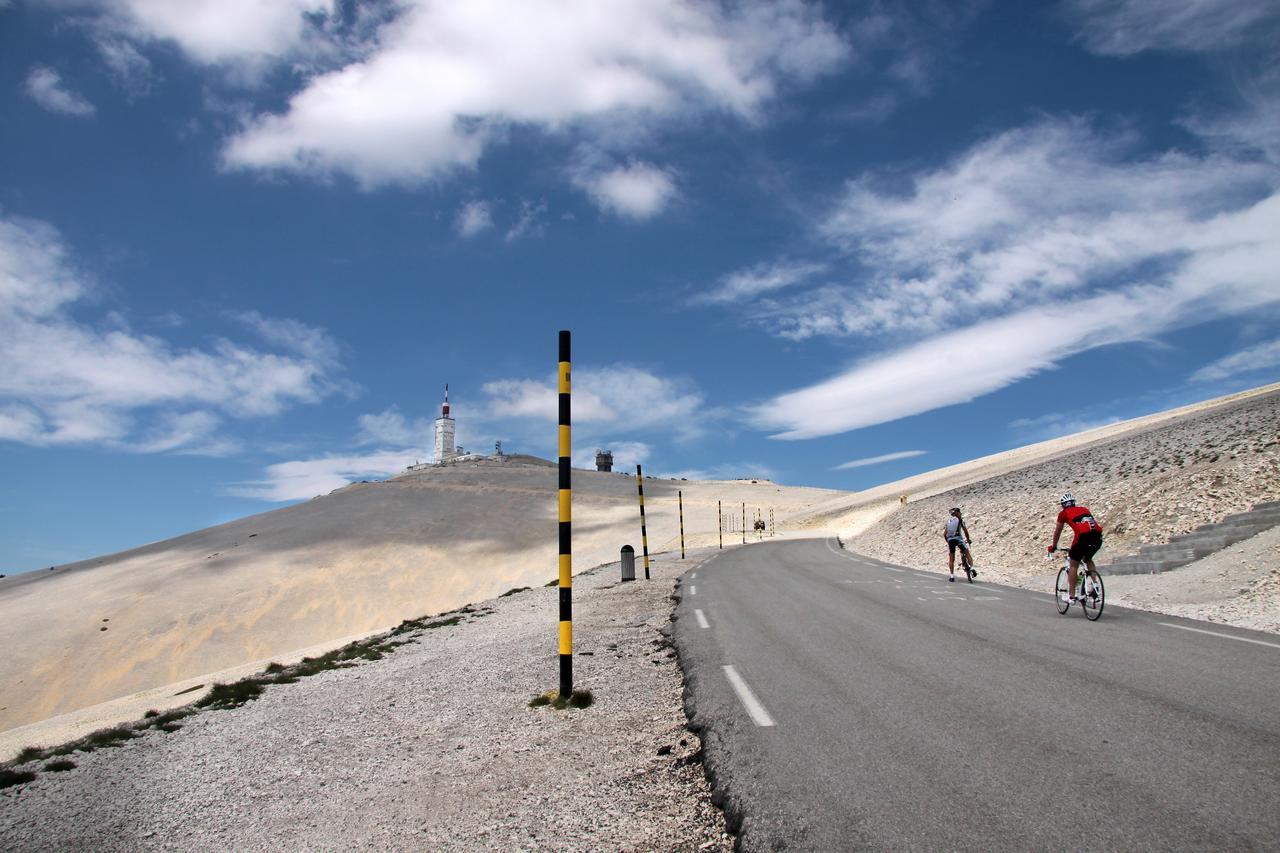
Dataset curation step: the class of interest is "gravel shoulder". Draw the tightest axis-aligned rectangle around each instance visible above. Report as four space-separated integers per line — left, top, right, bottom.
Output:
0 552 731 852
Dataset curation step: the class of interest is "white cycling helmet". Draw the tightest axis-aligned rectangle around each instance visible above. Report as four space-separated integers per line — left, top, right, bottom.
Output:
1060 492 1076 506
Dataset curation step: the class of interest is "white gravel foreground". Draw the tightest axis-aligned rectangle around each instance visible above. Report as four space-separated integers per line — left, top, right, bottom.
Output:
0 552 731 852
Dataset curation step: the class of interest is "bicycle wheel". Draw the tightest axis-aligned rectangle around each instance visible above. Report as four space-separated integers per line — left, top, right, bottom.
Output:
963 552 974 583
1055 567 1071 614
1081 570 1105 621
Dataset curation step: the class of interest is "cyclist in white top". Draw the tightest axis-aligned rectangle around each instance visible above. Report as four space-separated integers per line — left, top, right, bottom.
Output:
943 507 974 582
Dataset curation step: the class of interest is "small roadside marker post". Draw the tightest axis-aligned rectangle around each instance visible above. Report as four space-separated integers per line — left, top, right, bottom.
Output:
718 500 723 550
679 490 686 559
636 465 652 580
557 330 572 700
741 502 746 545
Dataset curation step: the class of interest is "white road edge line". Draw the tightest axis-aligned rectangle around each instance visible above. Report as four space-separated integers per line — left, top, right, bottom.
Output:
723 665 776 727
1158 622 1280 650
695 609 710 629
691 572 697 579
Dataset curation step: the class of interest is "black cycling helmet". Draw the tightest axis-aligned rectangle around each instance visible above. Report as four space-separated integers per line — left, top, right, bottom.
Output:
949 507 961 514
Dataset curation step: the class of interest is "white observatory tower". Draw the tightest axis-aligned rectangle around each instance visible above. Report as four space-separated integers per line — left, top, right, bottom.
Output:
433 384 457 463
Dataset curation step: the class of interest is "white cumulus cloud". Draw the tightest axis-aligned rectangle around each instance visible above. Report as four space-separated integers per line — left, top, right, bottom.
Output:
482 364 713 444
46 0 338 66
219 0 847 187
455 200 493 237
228 450 420 501
23 66 95 116
0 214 346 452
577 162 677 220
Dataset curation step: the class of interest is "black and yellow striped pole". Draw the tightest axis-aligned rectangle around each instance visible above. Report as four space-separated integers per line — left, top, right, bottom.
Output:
636 464 651 580
741 502 746 545
557 330 572 700
678 490 685 559
718 500 723 549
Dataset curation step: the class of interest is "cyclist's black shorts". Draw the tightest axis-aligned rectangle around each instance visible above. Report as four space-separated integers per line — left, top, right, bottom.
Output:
947 537 968 555
1069 531 1103 562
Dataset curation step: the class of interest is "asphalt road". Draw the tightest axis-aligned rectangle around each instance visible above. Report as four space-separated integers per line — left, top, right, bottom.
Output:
674 537 1280 851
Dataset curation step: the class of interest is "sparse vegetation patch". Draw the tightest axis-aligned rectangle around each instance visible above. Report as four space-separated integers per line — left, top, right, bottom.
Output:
0 769 36 789
2 602 491 788
529 689 594 710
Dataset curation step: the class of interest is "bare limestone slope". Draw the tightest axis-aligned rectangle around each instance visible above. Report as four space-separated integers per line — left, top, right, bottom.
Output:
846 385 1280 630
0 455 841 743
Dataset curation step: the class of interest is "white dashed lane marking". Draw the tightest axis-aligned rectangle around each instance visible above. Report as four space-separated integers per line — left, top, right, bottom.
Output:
690 585 697 595
695 609 710 629
723 665 776 727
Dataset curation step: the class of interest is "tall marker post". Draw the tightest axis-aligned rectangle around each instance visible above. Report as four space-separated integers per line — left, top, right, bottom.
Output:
636 465 652 580
678 490 685 559
718 500 723 549
557 331 572 700
741 502 746 545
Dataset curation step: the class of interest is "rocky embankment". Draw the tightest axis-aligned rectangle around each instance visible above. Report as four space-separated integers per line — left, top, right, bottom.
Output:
849 388 1280 629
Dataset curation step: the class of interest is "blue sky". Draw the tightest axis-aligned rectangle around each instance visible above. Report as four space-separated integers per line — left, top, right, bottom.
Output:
2 0 1278 573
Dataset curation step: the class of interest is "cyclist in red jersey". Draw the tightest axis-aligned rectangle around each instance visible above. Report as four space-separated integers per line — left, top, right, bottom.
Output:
1047 492 1103 604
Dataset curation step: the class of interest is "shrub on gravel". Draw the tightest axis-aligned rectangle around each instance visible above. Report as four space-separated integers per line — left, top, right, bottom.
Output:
530 689 594 710
0 769 36 789
500 586 531 597
14 746 45 764
195 679 268 711
78 725 139 751
44 759 75 772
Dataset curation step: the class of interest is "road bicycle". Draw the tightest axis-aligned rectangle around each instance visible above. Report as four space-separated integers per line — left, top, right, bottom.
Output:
1053 553 1104 621
951 540 975 583
960 544 975 583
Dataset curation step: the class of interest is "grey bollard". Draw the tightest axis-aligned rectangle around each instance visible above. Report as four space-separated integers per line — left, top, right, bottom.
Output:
620 545 636 582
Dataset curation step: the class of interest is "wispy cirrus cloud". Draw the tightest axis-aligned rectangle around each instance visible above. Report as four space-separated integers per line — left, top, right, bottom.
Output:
0 214 347 453
730 96 1280 439
1064 0 1280 56
697 260 826 305
1007 411 1121 442
833 450 926 470
1190 339 1280 384
769 117 1274 342
504 199 548 242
